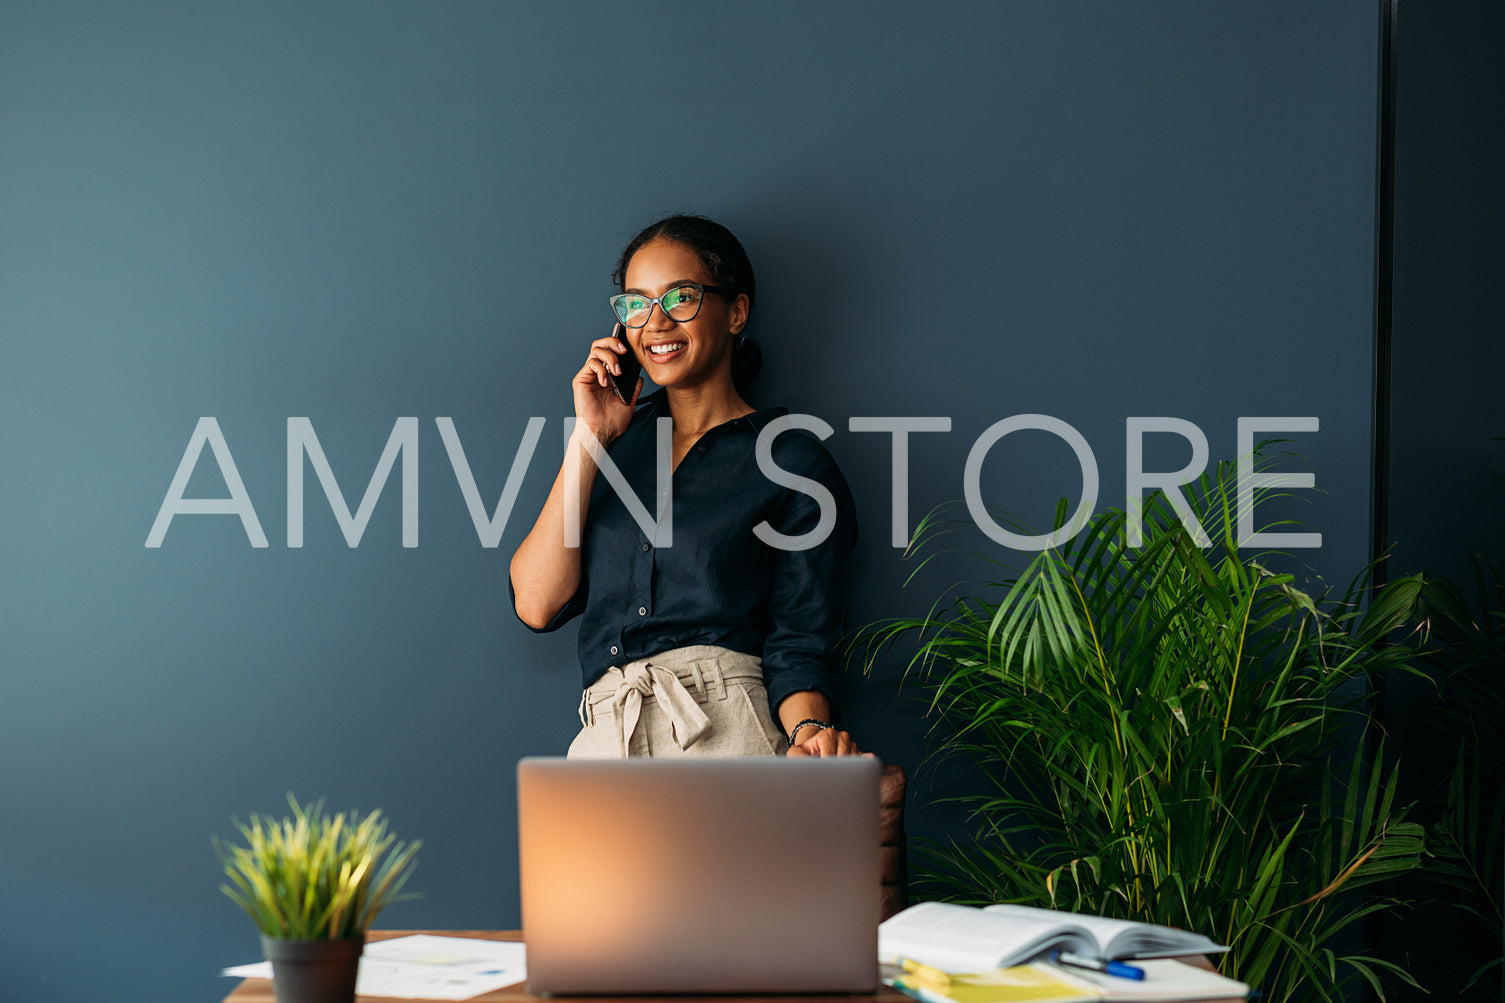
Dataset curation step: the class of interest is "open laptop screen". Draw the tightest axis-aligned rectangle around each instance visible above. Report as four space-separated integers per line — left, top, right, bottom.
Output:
517 756 881 995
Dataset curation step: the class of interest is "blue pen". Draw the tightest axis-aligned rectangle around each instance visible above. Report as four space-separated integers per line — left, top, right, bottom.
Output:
1051 950 1147 981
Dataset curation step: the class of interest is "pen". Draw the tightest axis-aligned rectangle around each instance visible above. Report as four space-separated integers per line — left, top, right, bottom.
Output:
887 977 930 1003
1050 951 1146 981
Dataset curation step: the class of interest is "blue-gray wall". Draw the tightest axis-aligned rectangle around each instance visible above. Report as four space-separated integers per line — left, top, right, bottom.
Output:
1 3 1387 1000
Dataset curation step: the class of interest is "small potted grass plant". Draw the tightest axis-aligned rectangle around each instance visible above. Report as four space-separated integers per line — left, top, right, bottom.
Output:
216 794 421 1003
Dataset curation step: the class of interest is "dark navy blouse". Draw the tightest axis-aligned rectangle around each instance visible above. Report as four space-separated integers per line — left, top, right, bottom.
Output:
512 389 858 719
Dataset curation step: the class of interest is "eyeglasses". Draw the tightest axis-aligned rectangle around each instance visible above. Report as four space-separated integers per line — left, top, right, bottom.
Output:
608 283 739 328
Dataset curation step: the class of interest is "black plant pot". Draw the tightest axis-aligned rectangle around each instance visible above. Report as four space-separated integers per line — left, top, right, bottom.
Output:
261 935 365 1003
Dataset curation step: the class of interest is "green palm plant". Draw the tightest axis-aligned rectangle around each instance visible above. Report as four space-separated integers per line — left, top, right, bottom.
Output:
216 794 421 941
854 456 1431 1002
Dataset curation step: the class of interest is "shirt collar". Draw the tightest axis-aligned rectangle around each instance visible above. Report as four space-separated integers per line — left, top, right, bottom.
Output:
638 387 788 434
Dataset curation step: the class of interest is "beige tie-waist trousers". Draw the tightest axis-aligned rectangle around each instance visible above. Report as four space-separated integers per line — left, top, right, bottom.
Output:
567 644 791 758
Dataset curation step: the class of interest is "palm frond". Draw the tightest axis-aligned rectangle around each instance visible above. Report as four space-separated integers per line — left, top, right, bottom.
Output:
854 449 1434 999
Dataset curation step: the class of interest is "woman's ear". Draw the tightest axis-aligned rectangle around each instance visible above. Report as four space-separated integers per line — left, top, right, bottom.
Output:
727 292 750 335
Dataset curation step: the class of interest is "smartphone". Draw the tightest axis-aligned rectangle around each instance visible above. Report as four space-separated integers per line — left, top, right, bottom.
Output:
608 323 641 406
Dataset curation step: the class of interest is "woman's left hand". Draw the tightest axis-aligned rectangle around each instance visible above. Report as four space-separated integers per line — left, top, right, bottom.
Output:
786 727 872 757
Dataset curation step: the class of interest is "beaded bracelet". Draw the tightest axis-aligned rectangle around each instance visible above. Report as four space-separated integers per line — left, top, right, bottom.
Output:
788 718 832 746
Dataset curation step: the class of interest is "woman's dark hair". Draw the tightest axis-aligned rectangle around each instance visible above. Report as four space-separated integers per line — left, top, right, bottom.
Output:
612 214 762 389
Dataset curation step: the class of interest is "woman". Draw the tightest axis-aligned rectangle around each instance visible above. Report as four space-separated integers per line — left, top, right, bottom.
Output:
509 214 865 758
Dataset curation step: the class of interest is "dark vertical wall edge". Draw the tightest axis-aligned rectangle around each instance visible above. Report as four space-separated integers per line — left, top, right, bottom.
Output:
1371 0 1398 651
1366 1 1399 997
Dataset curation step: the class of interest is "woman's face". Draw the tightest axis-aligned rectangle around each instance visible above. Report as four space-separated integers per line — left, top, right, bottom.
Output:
621 237 748 393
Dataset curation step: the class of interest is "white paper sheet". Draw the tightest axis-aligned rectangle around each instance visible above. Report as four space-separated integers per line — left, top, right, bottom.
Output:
223 934 528 1001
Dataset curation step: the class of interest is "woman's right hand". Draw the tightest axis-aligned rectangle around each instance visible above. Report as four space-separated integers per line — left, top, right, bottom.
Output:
573 326 642 445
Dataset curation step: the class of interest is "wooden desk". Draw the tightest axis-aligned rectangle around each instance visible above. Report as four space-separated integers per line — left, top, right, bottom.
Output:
222 930 910 1003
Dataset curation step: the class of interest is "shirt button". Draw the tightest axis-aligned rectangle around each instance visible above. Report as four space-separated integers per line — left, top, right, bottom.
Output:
610 645 619 655
638 606 647 616
642 543 650 552
697 444 706 453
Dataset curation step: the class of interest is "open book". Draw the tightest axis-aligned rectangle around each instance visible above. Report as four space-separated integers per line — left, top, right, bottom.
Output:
878 902 1227 974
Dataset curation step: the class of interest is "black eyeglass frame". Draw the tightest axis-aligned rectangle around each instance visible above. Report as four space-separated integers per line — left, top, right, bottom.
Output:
608 283 741 328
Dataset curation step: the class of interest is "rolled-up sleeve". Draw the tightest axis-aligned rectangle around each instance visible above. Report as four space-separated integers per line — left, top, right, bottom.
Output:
759 441 858 721
509 575 588 634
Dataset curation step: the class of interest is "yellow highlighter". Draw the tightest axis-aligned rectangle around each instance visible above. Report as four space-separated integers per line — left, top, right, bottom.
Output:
894 957 1100 1003
900 957 962 988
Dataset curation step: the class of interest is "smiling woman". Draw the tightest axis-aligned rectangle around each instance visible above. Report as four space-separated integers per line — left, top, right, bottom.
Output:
507 214 867 760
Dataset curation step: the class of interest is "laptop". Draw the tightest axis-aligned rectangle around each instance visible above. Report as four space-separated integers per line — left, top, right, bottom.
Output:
517 756 881 995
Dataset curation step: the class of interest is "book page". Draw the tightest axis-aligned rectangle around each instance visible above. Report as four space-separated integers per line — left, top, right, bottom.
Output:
981 905 1141 953
880 902 1092 972
1038 959 1248 1001
980 905 1221 959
